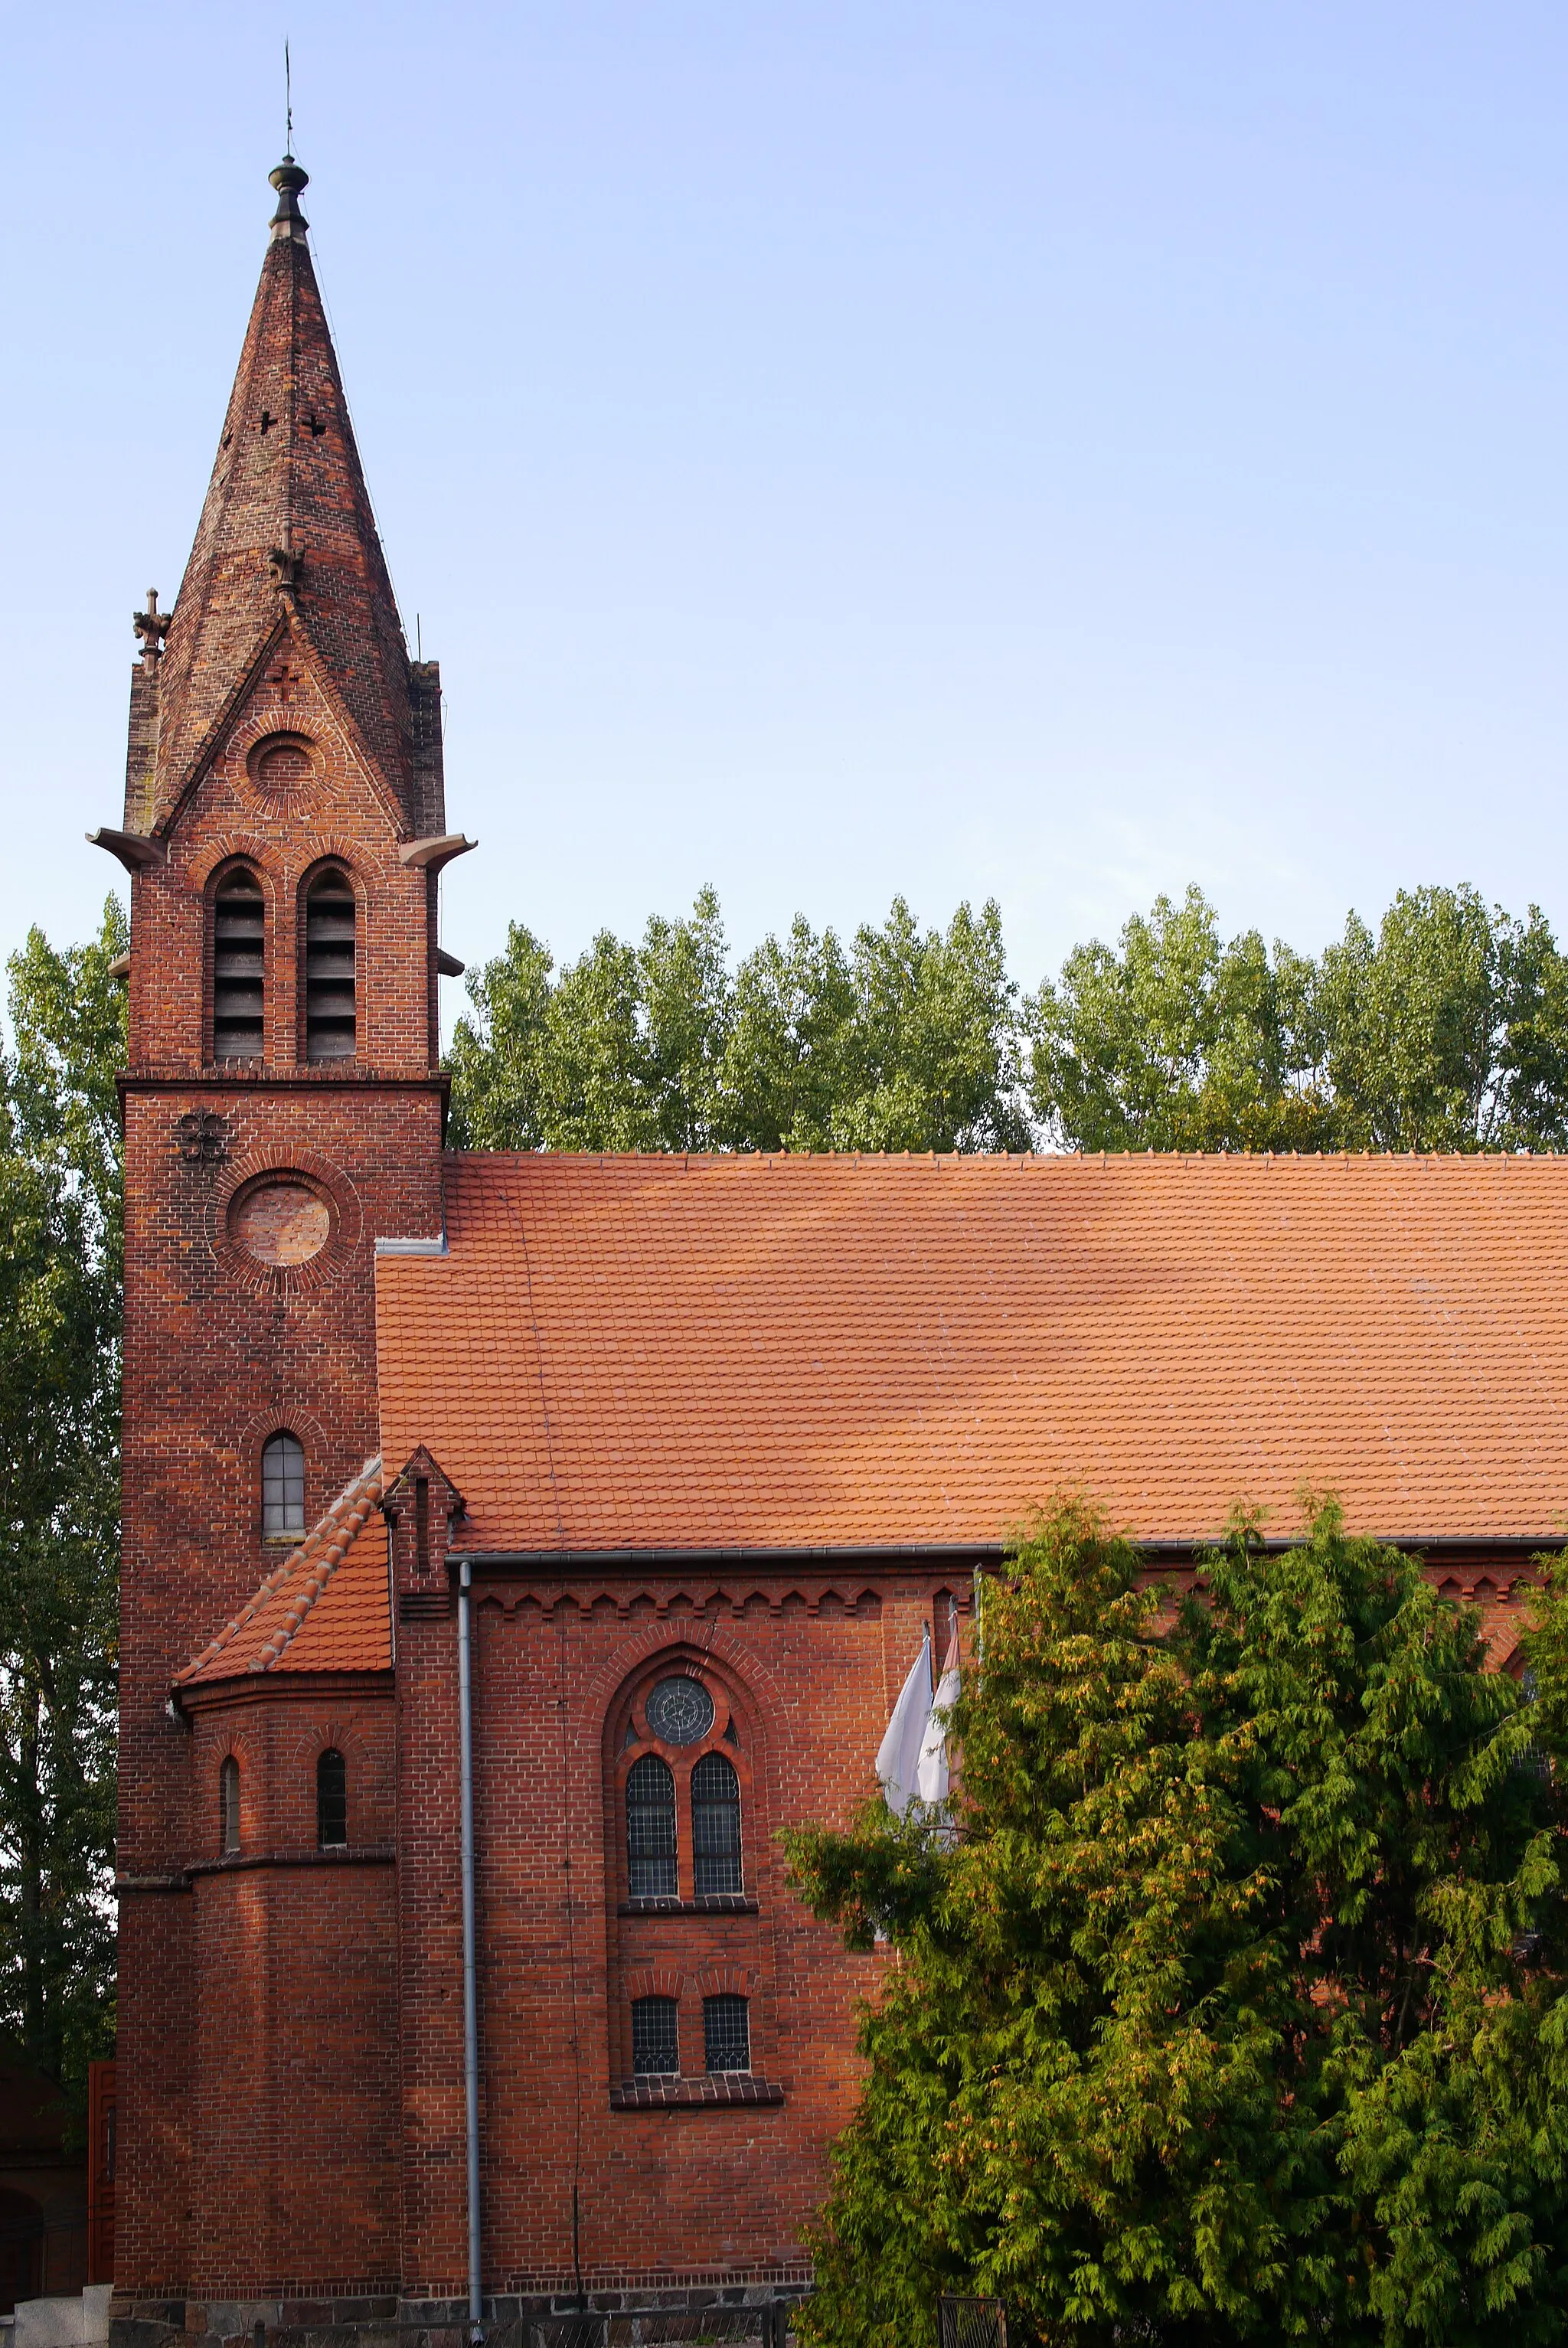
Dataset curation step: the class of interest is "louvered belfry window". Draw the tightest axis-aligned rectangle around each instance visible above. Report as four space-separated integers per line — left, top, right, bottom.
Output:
626 1754 678 1899
691 1750 743 1896
212 869 265 1060
304 868 357 1060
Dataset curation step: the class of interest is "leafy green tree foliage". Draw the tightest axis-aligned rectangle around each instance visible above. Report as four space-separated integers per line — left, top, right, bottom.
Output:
0 900 125 2102
787 1498 1568 2346
1027 882 1568 1154
1025 885 1331 1151
448 887 1030 1154
1318 887 1568 1151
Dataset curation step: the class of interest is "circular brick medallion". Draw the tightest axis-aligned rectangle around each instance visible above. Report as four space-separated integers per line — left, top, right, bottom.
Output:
230 1178 333 1266
247 732 318 791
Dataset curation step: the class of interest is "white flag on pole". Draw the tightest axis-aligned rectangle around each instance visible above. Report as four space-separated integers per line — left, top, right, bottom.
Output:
916 1632 961 1807
876 1633 933 1817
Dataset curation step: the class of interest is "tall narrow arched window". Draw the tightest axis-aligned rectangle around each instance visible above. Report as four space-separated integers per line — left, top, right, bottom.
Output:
304 868 357 1060
261 1430 305 1537
316 1747 347 1847
626 1753 678 1899
219 1756 240 1855
691 1750 743 1896
631 1996 680 2078
212 869 264 1060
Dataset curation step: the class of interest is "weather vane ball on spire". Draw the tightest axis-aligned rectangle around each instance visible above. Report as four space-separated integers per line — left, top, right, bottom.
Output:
269 148 309 240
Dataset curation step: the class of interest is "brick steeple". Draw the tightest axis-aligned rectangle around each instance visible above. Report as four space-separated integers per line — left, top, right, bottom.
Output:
129 153 439 838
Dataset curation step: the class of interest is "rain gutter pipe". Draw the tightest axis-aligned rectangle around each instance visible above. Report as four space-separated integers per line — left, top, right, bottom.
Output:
459 1558 483 2342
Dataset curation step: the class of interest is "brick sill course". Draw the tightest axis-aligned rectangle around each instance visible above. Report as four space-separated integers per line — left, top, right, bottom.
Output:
609 2075 784 2111
618 1896 759 1916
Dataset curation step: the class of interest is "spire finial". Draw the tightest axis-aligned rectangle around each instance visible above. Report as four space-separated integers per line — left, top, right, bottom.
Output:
285 39 293 160
268 145 309 243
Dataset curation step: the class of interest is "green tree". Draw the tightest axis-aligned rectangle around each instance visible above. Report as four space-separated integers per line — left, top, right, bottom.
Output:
1026 885 1331 1151
0 900 125 2104
1027 881 1568 1154
1319 886 1568 1151
787 1497 1568 2346
448 889 1030 1154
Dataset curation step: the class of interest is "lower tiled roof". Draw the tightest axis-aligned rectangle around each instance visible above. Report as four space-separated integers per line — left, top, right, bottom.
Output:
372 1151 1568 1554
177 1458 390 1685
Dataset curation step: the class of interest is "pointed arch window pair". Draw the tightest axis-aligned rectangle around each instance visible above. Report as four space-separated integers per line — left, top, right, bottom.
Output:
626 1749 742 1899
211 868 357 1064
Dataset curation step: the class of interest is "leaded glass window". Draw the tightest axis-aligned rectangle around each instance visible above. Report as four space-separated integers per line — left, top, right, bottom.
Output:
262 1430 305 1536
703 1993 750 2075
691 1750 742 1896
220 1755 240 1855
626 1752 678 1898
645 1676 714 1745
631 1995 680 2077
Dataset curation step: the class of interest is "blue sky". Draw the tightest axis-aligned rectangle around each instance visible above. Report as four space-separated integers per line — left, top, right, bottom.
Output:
5 2 1568 1017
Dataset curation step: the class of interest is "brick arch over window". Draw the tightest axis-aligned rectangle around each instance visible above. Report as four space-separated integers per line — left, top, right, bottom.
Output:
599 1644 775 2092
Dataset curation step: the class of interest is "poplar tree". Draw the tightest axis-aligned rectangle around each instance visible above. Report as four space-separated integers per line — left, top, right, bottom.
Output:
0 902 124 2101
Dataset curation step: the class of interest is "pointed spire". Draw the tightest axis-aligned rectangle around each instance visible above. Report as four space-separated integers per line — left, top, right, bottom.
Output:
147 154 423 830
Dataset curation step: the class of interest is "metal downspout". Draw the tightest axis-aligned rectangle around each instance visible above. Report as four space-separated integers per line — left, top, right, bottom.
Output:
459 1559 483 2341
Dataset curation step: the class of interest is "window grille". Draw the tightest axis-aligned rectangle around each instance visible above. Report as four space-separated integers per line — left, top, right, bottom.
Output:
212 870 264 1060
626 1753 678 1898
304 870 357 1060
631 1995 679 2077
219 1756 240 1855
317 1747 347 1847
703 1993 750 2075
937 2297 1006 2348
691 1750 742 1896
261 1431 305 1536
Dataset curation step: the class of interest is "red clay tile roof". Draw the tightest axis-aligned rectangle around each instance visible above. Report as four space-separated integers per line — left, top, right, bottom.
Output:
177 1458 390 1686
372 1151 1568 1556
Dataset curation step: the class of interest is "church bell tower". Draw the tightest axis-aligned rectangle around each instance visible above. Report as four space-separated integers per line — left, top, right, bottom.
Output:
100 152 470 2307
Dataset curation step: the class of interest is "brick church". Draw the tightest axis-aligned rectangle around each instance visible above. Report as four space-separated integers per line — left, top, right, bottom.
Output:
100 152 1568 2340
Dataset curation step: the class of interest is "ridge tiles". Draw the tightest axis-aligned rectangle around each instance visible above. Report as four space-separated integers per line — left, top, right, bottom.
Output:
177 1456 390 1686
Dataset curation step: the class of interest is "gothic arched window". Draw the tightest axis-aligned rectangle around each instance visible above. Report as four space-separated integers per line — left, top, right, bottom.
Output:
626 1753 678 1899
261 1430 305 1537
219 1756 240 1855
317 1747 347 1847
691 1750 743 1896
212 868 265 1060
303 867 357 1061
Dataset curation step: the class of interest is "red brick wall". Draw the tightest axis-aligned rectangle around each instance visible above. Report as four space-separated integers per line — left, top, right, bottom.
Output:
390 1560 952 2299
116 631 446 2299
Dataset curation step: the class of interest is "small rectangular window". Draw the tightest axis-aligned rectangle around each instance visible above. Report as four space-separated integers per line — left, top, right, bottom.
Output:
703 1994 750 2075
632 1995 680 2077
